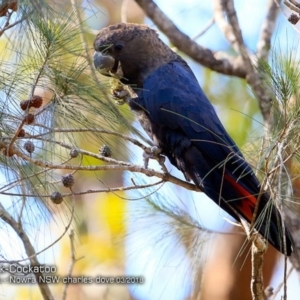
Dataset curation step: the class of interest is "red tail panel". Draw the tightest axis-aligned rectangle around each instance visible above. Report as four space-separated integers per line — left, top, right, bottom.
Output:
224 174 257 221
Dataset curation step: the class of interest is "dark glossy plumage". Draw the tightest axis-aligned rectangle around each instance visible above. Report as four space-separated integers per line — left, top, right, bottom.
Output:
94 23 293 255
131 59 293 255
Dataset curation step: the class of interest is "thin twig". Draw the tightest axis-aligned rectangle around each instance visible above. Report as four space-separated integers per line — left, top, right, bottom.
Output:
0 195 75 264
0 156 74 193
270 266 294 300
62 229 76 300
2 10 13 31
12 148 200 192
29 127 152 150
192 17 215 40
276 142 288 299
0 10 34 37
0 203 53 300
61 205 83 300
1 180 164 198
8 118 25 152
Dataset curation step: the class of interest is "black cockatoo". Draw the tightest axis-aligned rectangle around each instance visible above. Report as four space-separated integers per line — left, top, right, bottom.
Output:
93 23 293 255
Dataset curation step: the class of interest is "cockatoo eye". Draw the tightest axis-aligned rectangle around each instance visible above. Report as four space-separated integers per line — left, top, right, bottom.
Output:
114 44 123 51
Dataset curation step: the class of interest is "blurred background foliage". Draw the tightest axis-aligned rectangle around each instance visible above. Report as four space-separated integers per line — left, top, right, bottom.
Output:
0 0 298 300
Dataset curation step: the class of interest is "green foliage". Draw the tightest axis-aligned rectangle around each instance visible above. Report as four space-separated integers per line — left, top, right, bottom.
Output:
256 48 300 165
0 3 138 200
0 3 137 276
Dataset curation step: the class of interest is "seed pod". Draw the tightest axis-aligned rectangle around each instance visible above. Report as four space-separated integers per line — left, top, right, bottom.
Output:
0 0 18 17
24 113 34 124
20 95 43 111
69 148 79 158
50 191 63 204
288 13 299 25
24 141 35 154
99 145 112 157
30 95 43 108
20 100 30 111
62 173 74 188
17 129 26 137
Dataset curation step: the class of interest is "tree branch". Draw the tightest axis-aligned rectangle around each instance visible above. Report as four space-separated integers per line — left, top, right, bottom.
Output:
0 10 33 37
241 219 267 300
284 0 300 13
134 0 247 78
219 0 273 122
251 238 267 300
135 0 273 122
256 0 281 60
62 228 83 300
1 180 164 198
11 148 200 192
213 0 241 53
0 197 75 265
0 203 53 300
